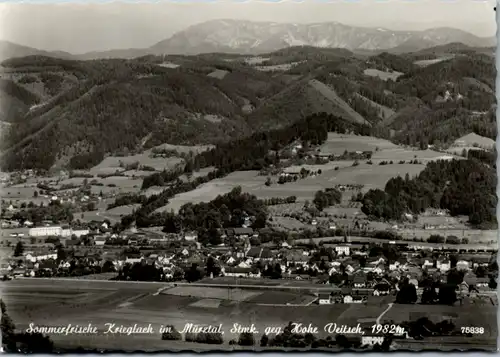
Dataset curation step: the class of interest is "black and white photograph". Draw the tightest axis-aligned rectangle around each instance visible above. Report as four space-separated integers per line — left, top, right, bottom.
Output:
0 0 497 353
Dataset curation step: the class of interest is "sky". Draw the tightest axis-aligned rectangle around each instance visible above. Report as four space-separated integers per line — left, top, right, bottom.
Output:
0 0 496 54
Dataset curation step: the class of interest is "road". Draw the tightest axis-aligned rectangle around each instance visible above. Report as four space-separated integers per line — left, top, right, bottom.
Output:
375 303 393 325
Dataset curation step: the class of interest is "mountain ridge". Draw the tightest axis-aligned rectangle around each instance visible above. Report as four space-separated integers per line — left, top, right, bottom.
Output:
0 20 495 61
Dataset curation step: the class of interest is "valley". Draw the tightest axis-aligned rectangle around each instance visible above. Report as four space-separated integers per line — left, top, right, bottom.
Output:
0 17 497 354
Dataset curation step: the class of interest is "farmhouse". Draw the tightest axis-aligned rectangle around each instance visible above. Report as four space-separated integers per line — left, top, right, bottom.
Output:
227 228 254 239
318 293 332 305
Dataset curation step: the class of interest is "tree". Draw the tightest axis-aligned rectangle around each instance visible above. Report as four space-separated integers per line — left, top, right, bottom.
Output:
161 325 182 341
421 287 437 304
13 241 24 257
438 284 457 305
395 282 418 304
1 299 16 350
238 332 255 346
260 334 269 347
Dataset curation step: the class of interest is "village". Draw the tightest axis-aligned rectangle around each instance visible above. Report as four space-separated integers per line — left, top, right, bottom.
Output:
1 211 496 306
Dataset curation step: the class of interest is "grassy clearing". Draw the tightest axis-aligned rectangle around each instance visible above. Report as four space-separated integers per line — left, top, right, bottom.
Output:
363 68 403 81
308 79 369 126
452 133 495 150
155 171 268 213
355 93 395 121
106 204 141 216
207 69 229 79
151 143 214 155
89 152 183 175
413 56 454 67
319 133 398 154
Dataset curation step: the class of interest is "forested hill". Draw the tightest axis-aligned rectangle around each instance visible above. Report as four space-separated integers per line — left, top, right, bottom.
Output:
0 44 496 171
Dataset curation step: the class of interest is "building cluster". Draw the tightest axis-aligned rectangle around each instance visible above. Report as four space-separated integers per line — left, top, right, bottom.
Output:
3 222 495 308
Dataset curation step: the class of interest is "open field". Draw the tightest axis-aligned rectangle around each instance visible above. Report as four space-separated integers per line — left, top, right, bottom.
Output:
363 68 403 81
154 135 463 212
163 286 261 302
2 278 497 351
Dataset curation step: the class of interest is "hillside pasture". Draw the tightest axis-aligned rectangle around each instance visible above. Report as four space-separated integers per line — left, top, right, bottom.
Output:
207 69 229 79
308 79 369 126
363 68 403 81
413 56 454 67
451 133 495 150
319 133 398 155
89 152 183 175
106 204 141 217
155 171 268 213
151 143 214 155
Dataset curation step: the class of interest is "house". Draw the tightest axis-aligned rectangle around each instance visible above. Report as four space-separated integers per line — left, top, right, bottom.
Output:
72 229 90 238
237 261 251 269
224 267 252 277
373 279 391 295
184 231 198 242
351 295 366 304
343 295 353 304
408 278 419 288
23 220 34 227
65 239 80 247
232 228 254 239
285 251 309 266
422 259 433 268
318 293 332 305
29 226 63 237
61 226 72 237
335 246 350 256
353 275 366 288
94 237 107 246
437 259 451 272
456 260 470 271
246 247 272 261
476 277 489 288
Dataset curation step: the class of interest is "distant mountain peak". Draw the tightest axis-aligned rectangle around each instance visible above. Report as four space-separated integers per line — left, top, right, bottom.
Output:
149 19 495 56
